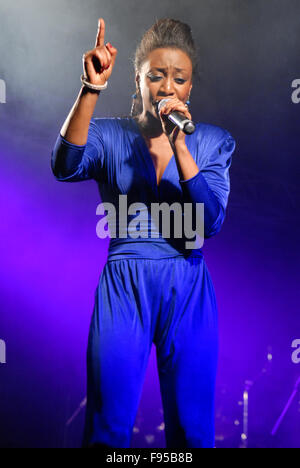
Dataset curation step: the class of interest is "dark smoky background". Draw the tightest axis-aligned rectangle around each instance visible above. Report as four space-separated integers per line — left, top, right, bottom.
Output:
0 0 299 448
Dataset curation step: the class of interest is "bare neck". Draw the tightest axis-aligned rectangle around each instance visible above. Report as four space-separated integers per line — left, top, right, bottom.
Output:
134 110 167 141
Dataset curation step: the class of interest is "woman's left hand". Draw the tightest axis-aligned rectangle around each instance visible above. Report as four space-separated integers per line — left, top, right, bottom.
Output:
158 97 192 147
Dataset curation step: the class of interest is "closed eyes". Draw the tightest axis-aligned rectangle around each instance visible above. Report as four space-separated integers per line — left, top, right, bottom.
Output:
148 75 186 84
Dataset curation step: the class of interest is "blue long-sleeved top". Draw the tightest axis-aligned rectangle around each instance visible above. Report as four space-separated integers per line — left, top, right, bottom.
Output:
51 117 236 260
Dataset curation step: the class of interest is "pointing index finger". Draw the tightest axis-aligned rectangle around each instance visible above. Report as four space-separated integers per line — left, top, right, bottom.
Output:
95 18 105 48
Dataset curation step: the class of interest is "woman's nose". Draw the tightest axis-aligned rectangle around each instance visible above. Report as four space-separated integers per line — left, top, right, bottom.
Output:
161 77 175 95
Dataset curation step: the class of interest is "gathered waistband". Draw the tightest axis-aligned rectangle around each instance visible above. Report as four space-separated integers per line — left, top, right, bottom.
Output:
107 237 204 262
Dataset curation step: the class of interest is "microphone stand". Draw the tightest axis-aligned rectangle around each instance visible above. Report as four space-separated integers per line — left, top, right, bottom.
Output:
65 396 87 427
239 347 273 448
270 375 300 436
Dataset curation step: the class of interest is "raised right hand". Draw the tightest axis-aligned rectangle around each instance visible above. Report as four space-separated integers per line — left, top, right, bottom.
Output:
82 18 118 86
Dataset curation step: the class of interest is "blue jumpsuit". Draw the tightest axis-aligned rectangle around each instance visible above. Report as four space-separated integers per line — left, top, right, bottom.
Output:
51 116 236 448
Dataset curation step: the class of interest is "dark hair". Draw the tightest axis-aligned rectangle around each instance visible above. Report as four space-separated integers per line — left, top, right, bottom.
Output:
130 18 200 118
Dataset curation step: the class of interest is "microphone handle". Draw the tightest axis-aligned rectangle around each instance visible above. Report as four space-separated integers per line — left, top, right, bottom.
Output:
167 110 195 135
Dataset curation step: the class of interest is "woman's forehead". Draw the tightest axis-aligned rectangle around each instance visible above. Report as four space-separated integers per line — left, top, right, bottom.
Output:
143 48 192 71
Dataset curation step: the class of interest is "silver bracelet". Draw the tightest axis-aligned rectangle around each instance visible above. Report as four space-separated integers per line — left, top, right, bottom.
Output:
80 74 108 91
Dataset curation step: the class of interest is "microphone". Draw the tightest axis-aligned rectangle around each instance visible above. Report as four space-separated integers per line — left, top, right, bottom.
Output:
156 98 195 135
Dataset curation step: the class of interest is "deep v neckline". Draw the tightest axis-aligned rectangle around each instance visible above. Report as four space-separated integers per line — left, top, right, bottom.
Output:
131 118 174 189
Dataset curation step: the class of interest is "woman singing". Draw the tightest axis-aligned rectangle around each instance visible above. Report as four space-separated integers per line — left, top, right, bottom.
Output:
51 17 236 448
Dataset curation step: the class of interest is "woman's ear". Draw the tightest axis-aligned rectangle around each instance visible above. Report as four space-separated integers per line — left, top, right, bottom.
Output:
135 73 140 92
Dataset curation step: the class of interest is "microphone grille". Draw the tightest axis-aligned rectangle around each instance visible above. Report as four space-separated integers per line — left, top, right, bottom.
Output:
157 98 170 112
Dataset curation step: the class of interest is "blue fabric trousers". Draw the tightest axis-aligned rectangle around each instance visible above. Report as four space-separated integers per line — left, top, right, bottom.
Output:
82 255 219 448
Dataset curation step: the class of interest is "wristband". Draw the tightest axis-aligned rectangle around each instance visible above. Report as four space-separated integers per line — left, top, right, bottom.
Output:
80 74 108 91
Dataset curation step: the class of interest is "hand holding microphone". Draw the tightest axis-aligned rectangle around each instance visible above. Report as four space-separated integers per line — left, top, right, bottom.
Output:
156 97 195 137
